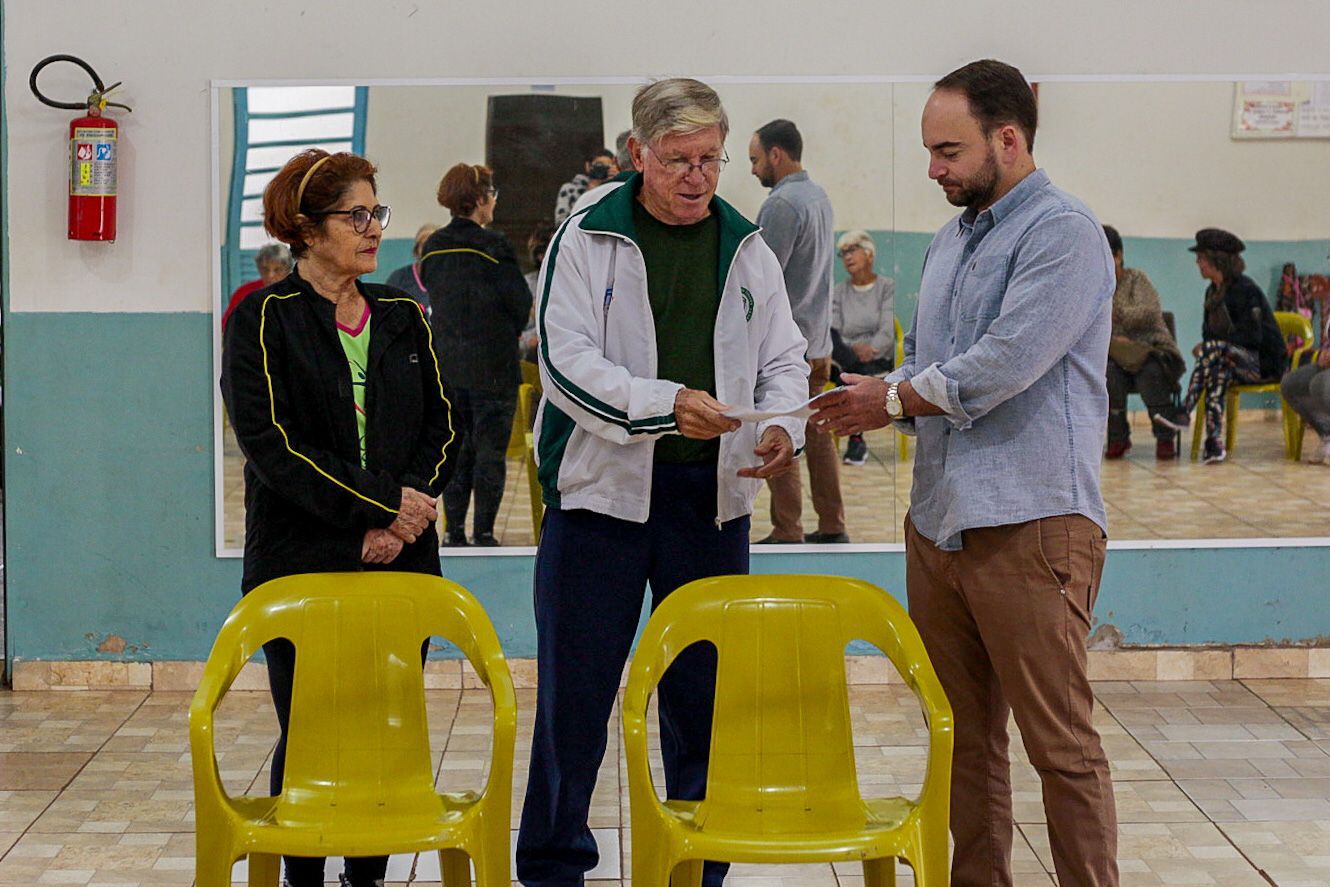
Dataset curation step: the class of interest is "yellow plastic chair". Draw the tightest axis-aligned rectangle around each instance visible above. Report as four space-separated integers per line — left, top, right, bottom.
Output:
519 382 545 544
1189 311 1313 460
190 572 516 887
623 575 953 887
521 359 543 394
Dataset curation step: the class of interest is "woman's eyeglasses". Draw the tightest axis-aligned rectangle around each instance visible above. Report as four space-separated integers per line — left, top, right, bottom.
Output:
314 204 392 234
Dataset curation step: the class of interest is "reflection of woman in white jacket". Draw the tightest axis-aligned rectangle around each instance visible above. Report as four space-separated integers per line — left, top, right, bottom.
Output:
516 78 809 887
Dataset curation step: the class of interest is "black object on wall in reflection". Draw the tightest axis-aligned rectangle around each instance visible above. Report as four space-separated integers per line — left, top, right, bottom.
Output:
486 94 605 272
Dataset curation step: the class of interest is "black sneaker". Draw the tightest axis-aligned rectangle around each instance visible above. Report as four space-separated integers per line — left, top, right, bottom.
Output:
1202 443 1227 465
805 531 851 543
842 435 868 465
473 532 501 547
754 534 802 544
442 530 469 547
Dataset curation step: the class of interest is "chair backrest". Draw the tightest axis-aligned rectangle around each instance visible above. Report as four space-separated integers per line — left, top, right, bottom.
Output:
1275 310 1314 349
209 572 502 825
1162 311 1178 343
507 383 535 459
894 316 905 367
630 575 951 835
521 359 542 393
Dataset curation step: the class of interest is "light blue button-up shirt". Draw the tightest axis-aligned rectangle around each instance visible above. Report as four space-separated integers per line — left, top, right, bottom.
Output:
891 169 1113 551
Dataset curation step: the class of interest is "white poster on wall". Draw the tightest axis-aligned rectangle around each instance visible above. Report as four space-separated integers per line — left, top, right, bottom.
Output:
1233 80 1330 138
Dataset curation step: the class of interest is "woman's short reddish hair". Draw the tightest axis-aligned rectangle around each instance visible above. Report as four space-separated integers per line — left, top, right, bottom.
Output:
263 149 378 257
437 163 493 218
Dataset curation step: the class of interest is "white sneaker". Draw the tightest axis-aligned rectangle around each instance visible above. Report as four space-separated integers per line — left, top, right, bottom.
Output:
1313 438 1330 464
1202 445 1227 465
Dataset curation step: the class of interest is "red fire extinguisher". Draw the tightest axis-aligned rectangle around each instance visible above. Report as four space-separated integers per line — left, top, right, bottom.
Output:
30 55 132 242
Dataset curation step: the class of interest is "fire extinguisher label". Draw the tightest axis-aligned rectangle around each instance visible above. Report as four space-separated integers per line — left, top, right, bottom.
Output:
70 127 116 197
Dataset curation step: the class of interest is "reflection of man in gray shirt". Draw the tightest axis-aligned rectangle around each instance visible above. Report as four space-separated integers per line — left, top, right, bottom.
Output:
749 119 846 543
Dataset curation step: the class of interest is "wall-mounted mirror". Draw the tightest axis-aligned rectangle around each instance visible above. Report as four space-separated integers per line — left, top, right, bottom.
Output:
212 79 898 553
214 78 1330 554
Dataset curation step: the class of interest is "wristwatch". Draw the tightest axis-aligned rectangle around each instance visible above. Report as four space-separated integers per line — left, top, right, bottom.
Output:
884 382 904 419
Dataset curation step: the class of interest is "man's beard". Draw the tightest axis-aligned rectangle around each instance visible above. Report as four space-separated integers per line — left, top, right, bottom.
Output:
943 148 999 209
757 167 776 188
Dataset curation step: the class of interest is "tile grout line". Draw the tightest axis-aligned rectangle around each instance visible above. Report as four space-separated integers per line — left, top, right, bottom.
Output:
0 688 153 864
416 686 465 885
1095 686 1279 885
1236 676 1327 745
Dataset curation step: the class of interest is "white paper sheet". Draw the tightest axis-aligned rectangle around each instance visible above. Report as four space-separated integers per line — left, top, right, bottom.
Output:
723 389 839 422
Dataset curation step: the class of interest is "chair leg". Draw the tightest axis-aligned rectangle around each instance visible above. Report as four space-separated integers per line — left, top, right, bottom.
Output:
670 858 704 887
897 430 910 462
863 857 898 887
1191 390 1206 460
1225 389 1240 454
246 852 281 887
440 848 472 887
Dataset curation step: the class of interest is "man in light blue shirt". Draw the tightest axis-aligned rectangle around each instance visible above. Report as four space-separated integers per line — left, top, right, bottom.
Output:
813 60 1118 887
750 118 846 544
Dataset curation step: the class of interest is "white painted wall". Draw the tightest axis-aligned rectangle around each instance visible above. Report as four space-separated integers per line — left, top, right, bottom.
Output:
7 0 1330 313
893 80 1330 238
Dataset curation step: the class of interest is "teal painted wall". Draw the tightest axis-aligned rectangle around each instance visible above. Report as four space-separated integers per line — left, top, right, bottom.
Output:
3 311 1329 663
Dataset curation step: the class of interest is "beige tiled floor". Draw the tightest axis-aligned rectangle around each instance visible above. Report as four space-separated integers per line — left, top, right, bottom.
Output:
221 408 1330 548
2 678 1329 884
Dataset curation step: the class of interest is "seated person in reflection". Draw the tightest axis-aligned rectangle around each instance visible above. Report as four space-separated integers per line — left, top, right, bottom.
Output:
1281 292 1330 463
422 163 532 546
520 221 556 363
553 147 618 223
220 242 292 331
1101 225 1185 460
220 149 456 887
830 229 895 465
1154 229 1288 463
570 130 636 215
384 222 439 314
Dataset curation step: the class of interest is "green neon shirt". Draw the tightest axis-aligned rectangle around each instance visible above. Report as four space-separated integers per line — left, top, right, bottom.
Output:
337 304 372 466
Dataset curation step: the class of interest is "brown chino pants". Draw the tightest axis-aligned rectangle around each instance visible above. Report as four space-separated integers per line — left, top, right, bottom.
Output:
767 356 845 540
905 512 1117 887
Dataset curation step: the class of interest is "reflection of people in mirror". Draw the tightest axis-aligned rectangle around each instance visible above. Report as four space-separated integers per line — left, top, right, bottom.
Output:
520 221 557 363
1152 229 1288 463
1101 224 1185 460
750 117 847 543
219 148 458 887
553 147 618 223
812 59 1120 887
219 242 291 331
384 222 439 315
517 77 808 887
569 130 636 216
421 163 532 548
830 229 895 465
1282 269 1330 463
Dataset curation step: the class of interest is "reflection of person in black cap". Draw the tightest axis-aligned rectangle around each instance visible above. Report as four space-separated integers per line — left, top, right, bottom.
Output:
1153 228 1288 462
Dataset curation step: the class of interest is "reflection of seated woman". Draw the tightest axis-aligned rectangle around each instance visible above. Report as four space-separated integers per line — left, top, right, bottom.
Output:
829 230 894 465
384 222 439 314
1154 228 1288 464
1102 225 1185 460
1281 303 1330 464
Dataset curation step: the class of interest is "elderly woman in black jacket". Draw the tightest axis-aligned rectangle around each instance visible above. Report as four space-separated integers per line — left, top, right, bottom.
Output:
1154 228 1288 463
220 148 457 887
421 163 532 546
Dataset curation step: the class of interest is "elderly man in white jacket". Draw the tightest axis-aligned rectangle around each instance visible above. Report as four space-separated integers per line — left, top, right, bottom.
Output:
516 78 809 887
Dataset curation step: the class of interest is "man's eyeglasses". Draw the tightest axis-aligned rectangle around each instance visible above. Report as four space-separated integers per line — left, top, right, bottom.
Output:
647 146 729 177
314 204 392 234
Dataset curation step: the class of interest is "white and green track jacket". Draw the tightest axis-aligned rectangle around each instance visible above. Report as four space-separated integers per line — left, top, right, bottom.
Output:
534 176 810 525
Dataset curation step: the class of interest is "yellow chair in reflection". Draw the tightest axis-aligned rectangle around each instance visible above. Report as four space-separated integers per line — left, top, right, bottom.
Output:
1189 311 1313 461
518 382 545 544
825 317 911 463
623 574 953 887
190 572 516 887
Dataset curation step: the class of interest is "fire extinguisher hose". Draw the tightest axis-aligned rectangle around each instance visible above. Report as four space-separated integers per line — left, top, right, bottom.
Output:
29 54 132 113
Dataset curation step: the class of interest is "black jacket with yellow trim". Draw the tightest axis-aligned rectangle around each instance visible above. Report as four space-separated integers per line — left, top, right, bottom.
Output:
221 268 458 593
420 217 532 393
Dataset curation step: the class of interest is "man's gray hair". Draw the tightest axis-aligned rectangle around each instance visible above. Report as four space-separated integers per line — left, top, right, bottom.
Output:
254 242 293 272
614 130 633 170
631 78 729 146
